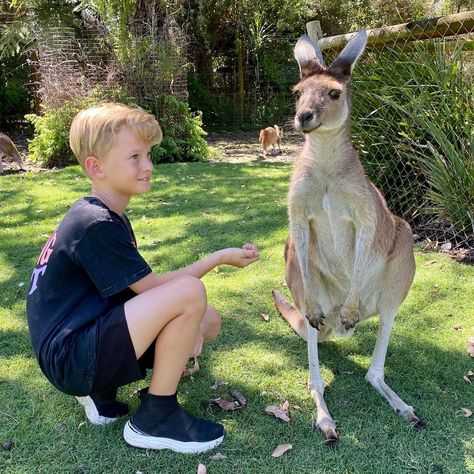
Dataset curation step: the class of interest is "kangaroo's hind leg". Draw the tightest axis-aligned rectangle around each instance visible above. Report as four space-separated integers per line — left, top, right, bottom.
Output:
365 223 425 428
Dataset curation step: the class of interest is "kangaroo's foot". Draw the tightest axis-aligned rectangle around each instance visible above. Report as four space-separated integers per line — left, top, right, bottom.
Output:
305 304 325 331
340 303 360 330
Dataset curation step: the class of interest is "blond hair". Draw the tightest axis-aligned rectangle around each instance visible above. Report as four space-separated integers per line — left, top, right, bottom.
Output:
69 103 162 169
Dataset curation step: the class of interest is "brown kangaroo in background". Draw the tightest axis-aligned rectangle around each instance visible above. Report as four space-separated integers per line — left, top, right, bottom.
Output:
0 133 24 174
259 125 283 155
272 30 424 445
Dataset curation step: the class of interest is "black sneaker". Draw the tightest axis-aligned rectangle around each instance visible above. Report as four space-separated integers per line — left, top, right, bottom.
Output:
75 389 129 425
123 393 224 453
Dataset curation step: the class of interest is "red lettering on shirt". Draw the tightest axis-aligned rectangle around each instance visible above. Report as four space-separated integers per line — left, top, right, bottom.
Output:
38 231 57 265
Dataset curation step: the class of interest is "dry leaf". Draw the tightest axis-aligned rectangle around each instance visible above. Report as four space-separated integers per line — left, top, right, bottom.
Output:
78 421 86 428
271 443 293 458
440 242 452 252
197 463 207 474
453 323 462 331
209 452 226 461
229 388 247 407
458 408 472 417
183 357 200 377
213 397 242 411
211 379 227 390
265 405 291 422
424 260 437 266
292 405 301 411
260 313 270 322
467 337 474 357
342 371 354 376
463 375 472 384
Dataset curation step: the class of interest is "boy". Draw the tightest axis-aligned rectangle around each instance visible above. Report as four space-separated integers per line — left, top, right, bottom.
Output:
26 103 260 454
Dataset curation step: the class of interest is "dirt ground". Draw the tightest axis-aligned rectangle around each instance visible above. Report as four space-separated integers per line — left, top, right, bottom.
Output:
206 130 304 164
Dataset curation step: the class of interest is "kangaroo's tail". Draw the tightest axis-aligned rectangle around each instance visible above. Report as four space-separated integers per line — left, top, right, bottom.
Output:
272 289 307 341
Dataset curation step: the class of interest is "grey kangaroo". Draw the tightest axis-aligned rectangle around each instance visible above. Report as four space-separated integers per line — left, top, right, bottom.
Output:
273 29 423 445
0 133 24 174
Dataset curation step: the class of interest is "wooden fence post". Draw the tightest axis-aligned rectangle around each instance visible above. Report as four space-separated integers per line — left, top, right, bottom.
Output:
306 20 323 42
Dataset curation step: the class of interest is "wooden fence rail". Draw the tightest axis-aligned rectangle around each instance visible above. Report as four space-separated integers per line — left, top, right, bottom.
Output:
307 11 474 51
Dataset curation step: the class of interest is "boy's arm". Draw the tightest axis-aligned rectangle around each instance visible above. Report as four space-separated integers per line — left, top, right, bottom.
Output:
130 244 259 294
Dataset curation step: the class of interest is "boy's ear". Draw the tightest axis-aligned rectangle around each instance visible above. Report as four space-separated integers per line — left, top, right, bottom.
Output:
84 156 104 178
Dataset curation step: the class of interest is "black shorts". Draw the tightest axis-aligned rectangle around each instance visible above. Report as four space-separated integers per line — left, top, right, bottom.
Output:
90 304 155 394
42 305 155 396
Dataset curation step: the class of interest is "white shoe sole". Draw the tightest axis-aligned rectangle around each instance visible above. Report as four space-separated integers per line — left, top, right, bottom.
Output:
75 396 119 426
123 420 224 453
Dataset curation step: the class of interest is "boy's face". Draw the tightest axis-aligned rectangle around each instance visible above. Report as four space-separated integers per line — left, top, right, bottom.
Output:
97 127 153 198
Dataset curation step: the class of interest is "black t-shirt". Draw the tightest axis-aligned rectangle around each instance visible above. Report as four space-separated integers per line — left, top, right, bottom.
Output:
26 197 152 375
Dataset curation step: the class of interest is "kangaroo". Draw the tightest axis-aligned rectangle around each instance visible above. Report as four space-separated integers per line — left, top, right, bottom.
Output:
259 125 283 155
0 133 24 174
272 30 423 445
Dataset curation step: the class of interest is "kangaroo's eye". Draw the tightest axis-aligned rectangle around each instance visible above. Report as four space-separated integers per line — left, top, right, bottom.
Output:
329 89 341 99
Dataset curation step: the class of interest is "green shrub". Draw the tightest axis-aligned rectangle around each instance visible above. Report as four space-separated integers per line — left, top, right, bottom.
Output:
150 94 209 163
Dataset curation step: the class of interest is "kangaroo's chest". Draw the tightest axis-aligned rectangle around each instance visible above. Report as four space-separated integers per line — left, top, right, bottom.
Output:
300 185 355 266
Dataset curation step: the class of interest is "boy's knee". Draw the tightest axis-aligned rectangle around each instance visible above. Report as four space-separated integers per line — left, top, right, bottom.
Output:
174 275 207 309
206 307 221 341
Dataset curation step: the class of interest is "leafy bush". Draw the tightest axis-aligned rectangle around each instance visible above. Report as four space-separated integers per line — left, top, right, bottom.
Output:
26 86 209 167
150 94 209 163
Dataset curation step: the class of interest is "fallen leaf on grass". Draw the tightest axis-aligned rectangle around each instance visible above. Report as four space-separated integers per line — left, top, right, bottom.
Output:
191 247 201 254
342 371 354 376
197 463 207 474
229 388 247 407
457 408 472 417
292 405 301 411
467 337 474 357
260 313 270 322
78 421 86 428
271 443 293 458
210 379 227 390
424 260 437 266
453 324 462 331
209 452 226 461
1 441 13 451
183 357 200 377
280 400 290 413
213 397 242 411
265 405 290 422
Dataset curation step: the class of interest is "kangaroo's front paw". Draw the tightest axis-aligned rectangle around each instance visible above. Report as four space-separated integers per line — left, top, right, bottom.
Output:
305 303 325 330
340 304 359 330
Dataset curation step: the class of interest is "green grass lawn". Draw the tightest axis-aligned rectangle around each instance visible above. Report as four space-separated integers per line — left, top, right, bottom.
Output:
1 162 473 474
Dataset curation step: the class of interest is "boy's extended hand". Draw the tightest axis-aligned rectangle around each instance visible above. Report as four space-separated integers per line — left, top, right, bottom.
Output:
216 243 260 268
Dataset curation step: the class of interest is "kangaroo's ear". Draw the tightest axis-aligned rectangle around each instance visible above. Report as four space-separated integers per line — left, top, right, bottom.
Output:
294 34 325 78
328 29 367 79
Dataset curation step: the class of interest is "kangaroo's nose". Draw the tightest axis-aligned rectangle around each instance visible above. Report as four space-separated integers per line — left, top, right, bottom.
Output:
297 111 313 126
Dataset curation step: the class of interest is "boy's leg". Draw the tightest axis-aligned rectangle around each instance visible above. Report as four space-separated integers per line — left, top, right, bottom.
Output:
190 304 222 358
123 275 224 453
